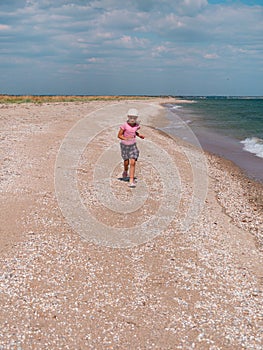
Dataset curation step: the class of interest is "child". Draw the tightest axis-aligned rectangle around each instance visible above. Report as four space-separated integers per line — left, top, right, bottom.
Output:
118 108 145 188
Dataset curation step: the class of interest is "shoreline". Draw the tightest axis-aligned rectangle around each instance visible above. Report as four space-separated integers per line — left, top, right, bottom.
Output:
161 101 263 184
151 104 263 251
194 128 263 184
0 98 262 349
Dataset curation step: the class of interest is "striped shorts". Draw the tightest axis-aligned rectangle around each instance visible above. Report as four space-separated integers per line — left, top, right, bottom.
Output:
120 143 139 160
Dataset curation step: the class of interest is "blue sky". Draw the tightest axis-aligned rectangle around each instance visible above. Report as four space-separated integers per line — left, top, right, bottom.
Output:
0 0 262 96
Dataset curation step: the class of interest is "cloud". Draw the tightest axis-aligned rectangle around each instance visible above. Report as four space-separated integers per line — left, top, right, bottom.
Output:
0 0 262 95
0 24 10 30
87 57 104 63
176 0 208 16
115 35 149 49
204 53 219 59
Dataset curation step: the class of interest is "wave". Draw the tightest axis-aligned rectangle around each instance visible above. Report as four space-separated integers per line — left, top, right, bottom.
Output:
166 104 182 110
161 119 193 131
240 137 263 158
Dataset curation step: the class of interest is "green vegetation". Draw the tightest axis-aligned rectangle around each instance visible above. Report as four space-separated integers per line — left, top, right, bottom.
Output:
0 95 157 104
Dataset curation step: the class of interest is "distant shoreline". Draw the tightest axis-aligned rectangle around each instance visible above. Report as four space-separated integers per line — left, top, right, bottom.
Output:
0 94 262 104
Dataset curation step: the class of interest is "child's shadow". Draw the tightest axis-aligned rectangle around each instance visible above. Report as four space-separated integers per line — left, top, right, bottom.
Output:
117 177 137 182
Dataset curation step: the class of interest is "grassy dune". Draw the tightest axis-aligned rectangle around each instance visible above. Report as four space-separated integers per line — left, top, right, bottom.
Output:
0 95 159 104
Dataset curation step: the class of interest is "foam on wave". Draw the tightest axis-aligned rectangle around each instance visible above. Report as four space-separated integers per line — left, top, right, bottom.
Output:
240 137 263 158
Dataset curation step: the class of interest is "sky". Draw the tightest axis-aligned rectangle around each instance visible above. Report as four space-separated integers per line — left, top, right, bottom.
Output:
0 0 262 96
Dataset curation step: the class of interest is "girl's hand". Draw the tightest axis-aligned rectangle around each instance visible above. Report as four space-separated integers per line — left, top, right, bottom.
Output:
139 134 145 139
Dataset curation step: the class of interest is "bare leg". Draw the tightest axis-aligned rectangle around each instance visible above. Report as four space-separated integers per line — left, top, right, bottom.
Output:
124 159 129 172
129 158 136 183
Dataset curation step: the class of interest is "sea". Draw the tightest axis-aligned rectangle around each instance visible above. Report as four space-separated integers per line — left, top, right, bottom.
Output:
162 97 263 183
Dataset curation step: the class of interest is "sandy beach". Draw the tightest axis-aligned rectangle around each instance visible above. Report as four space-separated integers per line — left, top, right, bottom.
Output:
0 97 262 349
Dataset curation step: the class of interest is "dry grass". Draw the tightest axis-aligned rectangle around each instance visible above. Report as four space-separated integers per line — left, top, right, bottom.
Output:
0 95 159 104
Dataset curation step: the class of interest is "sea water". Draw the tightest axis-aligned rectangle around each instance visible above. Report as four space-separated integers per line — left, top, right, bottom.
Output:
163 97 263 182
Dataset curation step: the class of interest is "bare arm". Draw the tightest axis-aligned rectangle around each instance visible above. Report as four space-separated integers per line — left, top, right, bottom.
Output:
136 131 145 139
118 128 128 140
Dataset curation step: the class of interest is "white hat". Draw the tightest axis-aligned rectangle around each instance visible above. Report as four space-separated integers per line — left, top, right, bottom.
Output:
127 108 139 117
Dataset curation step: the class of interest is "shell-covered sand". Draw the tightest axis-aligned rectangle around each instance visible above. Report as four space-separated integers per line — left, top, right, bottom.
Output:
0 98 262 349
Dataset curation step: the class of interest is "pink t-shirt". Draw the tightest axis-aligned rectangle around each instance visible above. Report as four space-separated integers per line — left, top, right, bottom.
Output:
120 122 140 145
